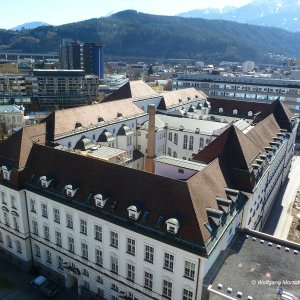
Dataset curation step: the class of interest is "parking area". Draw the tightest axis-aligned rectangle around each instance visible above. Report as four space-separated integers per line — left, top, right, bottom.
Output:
0 257 79 300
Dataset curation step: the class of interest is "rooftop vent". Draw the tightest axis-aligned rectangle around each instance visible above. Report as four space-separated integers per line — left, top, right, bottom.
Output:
285 247 290 252
98 117 104 123
117 112 123 118
252 237 256 241
178 99 182 103
1 166 11 181
227 287 232 294
277 245 281 249
224 188 239 202
127 205 141 220
294 250 298 255
237 291 243 298
165 218 180 234
94 194 108 208
268 242 273 247
40 176 53 188
217 284 223 290
216 197 232 213
75 121 82 129
206 207 223 226
260 240 264 244
247 296 253 300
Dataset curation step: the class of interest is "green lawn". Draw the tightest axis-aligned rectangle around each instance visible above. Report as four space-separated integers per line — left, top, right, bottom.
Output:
0 276 14 289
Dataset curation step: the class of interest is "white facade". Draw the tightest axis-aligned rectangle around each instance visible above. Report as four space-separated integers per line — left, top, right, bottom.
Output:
21 189 204 300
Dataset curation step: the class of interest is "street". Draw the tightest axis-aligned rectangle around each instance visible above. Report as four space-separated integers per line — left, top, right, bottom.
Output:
263 155 300 239
0 257 79 300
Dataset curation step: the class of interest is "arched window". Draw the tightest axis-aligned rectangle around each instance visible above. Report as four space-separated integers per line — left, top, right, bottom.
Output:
206 138 210 145
183 135 188 149
189 136 194 151
199 138 204 149
68 141 72 148
219 108 224 113
167 148 172 156
173 151 177 158
168 132 172 141
174 133 178 145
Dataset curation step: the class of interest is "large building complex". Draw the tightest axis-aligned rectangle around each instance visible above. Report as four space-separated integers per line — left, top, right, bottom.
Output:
60 41 104 79
0 81 299 300
173 74 300 115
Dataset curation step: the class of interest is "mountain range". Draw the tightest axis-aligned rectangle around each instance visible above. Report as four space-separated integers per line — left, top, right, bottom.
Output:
11 22 50 31
0 10 300 63
179 0 300 32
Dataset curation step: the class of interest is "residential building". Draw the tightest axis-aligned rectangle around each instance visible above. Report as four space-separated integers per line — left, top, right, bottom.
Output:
60 41 104 79
0 105 25 135
242 61 255 73
0 61 19 74
32 69 100 110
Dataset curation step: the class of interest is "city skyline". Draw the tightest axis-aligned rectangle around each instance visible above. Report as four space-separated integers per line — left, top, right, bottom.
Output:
1 0 252 29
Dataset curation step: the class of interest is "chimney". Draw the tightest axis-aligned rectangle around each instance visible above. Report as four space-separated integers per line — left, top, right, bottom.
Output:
144 104 156 173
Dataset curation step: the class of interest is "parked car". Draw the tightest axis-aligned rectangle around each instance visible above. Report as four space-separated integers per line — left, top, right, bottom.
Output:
30 275 60 298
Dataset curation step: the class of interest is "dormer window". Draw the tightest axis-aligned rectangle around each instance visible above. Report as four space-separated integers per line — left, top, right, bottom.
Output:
219 108 224 113
40 176 53 188
166 218 180 234
127 205 141 220
94 194 108 208
65 184 78 198
233 109 238 115
1 166 11 180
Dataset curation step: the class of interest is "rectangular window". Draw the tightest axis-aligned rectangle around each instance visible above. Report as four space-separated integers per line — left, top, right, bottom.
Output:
144 271 153 290
3 212 9 226
184 261 195 280
127 263 135 282
83 281 90 290
46 250 52 264
44 225 50 241
95 248 103 266
110 231 118 248
183 288 193 300
10 195 16 209
80 219 87 235
41 203 48 218
1 191 6 205
34 244 40 258
164 252 174 271
68 236 74 253
81 243 88 259
55 231 62 247
145 245 154 263
32 220 38 235
162 280 172 299
30 199 36 213
0 231 2 243
94 225 102 241
53 208 60 223
66 213 73 229
7 236 12 248
16 240 22 253
127 238 136 255
13 216 19 231
57 256 63 270
111 256 118 274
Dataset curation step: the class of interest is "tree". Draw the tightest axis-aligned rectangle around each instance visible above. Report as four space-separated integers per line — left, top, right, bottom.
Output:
147 65 153 76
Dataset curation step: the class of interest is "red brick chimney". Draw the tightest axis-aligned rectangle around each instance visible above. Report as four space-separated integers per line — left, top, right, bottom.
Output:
144 104 156 173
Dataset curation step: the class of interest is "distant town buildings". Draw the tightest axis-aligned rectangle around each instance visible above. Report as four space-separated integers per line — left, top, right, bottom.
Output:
242 60 255 73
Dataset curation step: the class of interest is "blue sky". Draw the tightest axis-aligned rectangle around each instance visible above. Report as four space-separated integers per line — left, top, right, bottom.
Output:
1 0 252 29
